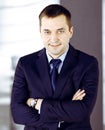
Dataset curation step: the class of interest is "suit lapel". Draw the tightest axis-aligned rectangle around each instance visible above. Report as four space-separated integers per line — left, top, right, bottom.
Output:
36 48 53 97
35 45 78 98
53 45 78 98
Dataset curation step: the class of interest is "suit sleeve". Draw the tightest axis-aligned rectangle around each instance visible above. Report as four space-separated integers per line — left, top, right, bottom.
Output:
40 58 99 123
11 58 44 127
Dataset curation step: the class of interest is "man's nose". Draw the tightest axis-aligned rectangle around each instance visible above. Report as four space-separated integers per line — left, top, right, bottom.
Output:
50 33 58 43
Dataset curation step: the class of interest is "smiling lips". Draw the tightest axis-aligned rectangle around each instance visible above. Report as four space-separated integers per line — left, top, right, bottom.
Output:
50 43 61 48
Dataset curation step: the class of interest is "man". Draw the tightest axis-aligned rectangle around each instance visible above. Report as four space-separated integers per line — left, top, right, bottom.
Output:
11 4 99 130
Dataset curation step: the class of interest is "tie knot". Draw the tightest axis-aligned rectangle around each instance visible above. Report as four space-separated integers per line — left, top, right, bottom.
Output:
50 59 61 68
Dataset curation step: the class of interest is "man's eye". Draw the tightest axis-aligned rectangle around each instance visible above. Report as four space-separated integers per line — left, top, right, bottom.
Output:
44 31 50 34
58 30 65 34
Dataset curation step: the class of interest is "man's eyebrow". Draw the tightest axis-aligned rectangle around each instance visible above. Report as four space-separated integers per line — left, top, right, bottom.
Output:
43 29 50 31
42 28 65 31
57 28 65 31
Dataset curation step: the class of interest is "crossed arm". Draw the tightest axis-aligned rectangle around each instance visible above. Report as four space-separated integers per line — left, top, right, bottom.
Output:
11 57 98 127
26 89 86 110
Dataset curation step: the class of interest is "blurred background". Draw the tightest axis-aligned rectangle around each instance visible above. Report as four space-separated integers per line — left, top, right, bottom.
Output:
0 0 104 130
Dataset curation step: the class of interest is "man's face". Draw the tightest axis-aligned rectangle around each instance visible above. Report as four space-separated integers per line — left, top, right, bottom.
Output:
40 15 73 58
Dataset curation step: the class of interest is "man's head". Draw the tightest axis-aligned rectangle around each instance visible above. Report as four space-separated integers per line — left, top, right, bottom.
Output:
39 4 74 58
39 4 72 29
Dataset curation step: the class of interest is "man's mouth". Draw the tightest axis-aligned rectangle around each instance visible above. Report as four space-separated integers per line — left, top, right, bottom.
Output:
50 44 61 47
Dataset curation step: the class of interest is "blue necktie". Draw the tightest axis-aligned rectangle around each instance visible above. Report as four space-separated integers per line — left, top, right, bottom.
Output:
50 59 61 91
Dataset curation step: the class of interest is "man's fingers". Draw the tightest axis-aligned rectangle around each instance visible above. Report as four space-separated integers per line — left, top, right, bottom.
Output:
75 89 85 97
73 89 85 98
75 93 86 100
72 89 86 100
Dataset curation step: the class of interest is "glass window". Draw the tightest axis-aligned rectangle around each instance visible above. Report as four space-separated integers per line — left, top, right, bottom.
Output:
0 0 60 130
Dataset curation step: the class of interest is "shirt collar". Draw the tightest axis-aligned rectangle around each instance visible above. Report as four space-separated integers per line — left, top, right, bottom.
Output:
46 45 69 64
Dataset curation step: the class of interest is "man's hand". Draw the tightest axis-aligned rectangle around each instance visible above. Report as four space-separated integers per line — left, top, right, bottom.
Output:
72 89 86 101
35 99 43 110
26 89 86 109
26 98 43 111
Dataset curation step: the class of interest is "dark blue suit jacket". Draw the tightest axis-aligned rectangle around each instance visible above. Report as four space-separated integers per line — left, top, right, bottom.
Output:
11 44 99 130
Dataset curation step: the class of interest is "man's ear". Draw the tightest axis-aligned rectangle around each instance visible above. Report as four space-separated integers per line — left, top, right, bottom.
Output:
70 26 74 38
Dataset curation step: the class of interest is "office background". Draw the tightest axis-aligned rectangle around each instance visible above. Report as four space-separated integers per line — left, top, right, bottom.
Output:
0 0 103 130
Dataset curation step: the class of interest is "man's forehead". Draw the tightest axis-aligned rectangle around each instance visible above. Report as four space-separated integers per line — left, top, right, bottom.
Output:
41 17 68 29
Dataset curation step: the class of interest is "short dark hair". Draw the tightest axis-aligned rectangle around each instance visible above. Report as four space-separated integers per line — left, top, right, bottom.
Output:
39 4 72 28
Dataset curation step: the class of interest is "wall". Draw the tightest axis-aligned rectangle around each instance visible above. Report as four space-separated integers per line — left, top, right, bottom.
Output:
60 0 103 130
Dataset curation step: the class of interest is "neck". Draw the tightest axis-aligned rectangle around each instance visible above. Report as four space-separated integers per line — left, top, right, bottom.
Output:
48 53 62 59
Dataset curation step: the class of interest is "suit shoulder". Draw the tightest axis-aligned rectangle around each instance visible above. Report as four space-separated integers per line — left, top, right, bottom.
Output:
18 48 45 64
76 49 98 65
